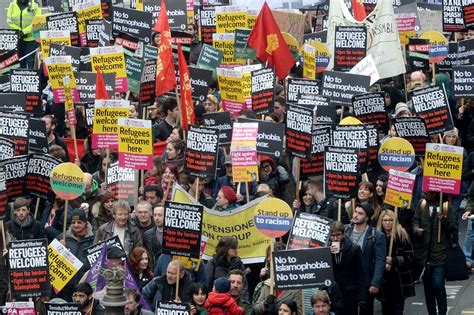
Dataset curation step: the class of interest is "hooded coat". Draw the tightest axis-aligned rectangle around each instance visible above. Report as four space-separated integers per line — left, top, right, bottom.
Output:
6 213 43 240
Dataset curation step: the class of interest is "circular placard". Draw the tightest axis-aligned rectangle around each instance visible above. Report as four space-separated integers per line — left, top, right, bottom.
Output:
254 198 293 238
50 162 86 200
378 137 415 172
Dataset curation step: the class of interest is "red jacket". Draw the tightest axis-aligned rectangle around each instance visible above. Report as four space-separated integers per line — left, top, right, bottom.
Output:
204 292 244 315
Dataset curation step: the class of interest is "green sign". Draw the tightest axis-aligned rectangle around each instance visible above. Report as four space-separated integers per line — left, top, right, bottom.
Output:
125 56 144 94
234 29 256 60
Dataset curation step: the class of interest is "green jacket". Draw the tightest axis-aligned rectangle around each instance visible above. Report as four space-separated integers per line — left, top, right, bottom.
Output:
7 0 41 41
412 199 455 267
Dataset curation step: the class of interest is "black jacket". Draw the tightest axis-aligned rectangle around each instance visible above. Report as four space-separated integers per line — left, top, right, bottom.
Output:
6 214 43 240
142 273 193 311
312 197 350 224
143 227 162 268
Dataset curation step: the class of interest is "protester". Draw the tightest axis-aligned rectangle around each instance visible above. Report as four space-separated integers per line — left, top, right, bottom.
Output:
91 190 116 231
94 200 142 254
153 97 179 142
142 260 193 311
188 175 214 208
346 181 382 224
129 246 153 289
42 115 70 162
73 282 105 315
278 301 298 315
258 156 290 199
132 201 155 240
228 270 253 315
143 185 164 208
311 291 335 315
205 277 244 315
160 163 180 200
213 187 239 211
6 197 43 240
413 192 455 315
190 283 209 315
376 210 415 314
143 205 164 268
124 289 154 315
163 140 185 172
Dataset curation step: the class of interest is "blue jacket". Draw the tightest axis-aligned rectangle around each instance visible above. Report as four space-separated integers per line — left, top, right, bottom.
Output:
345 224 386 289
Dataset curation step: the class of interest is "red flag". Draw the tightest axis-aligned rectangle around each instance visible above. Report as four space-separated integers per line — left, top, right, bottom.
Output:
154 0 176 96
247 2 294 79
177 44 194 130
95 66 109 100
352 0 367 22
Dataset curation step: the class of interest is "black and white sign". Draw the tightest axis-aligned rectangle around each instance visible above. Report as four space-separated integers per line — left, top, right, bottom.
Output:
251 67 275 115
287 78 321 106
47 12 80 46
321 71 369 106
352 92 388 132
74 71 115 103
28 118 49 154
288 212 333 249
112 6 153 43
453 65 474 98
324 146 359 199
240 118 284 158
286 104 313 159
0 29 19 53
203 112 232 146
185 125 219 179
393 117 430 156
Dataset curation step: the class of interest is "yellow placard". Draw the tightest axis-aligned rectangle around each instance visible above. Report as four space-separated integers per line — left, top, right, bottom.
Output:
76 4 102 34
48 239 83 292
218 75 245 103
339 116 362 125
46 61 75 90
420 30 448 46
172 184 272 263
423 144 462 180
92 108 129 135
232 164 259 183
40 35 71 60
90 52 126 79
213 34 245 65
216 12 248 33
303 44 316 80
118 124 153 155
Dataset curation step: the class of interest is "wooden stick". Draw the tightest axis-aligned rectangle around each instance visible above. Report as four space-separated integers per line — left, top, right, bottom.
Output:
351 198 356 218
338 199 342 222
70 124 79 163
295 157 301 201
362 173 369 182
175 259 180 301
164 179 174 201
432 62 436 85
1 220 7 251
34 197 40 220
245 182 249 204
104 149 110 188
63 200 68 242
195 178 200 200
438 192 443 243
236 182 241 197
301 290 305 315
175 87 183 127
269 239 275 294
388 207 398 257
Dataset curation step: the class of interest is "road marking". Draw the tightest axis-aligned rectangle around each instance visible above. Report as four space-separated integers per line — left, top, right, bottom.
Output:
446 285 463 300
412 302 424 305
461 311 474 314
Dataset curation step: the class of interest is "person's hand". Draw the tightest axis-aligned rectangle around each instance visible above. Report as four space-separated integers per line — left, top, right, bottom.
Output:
2 249 7 257
437 212 445 220
100 182 106 190
369 286 379 295
462 211 471 220
416 228 424 236
60 239 65 246
458 106 465 117
138 186 144 195
386 256 392 265
190 305 197 315
292 199 301 209
74 158 81 166
260 266 268 278
385 263 392 271
174 298 181 303
236 193 244 202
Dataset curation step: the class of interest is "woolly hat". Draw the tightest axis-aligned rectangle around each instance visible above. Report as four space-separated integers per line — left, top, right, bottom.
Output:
71 208 87 222
443 127 459 139
394 102 410 117
410 70 427 82
214 277 231 293
220 186 237 203
356 202 374 219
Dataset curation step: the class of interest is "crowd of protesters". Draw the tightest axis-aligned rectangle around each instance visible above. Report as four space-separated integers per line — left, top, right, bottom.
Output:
2 0 474 314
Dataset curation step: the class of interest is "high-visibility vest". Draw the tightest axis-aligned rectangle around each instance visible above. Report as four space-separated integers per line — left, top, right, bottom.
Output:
7 0 42 42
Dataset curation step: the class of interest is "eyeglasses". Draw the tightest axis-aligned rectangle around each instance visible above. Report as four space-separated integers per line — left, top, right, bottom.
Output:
330 233 343 238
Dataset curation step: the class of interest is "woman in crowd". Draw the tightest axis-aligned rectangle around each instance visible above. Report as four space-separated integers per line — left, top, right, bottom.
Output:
278 301 298 315
258 156 290 199
161 163 180 201
190 283 208 315
376 210 415 315
346 181 382 224
167 127 184 143
213 187 239 211
163 140 185 172
91 190 116 231
375 174 388 208
206 236 246 294
92 152 117 188
129 246 154 290
204 94 219 113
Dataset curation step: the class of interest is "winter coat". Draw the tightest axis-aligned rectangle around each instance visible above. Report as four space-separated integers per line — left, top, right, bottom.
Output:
91 202 113 231
142 273 193 311
252 279 302 315
412 199 455 267
345 224 386 289
212 202 239 212
153 254 208 288
7 0 41 41
205 292 244 315
331 238 367 314
259 165 290 198
379 231 415 301
94 220 142 255
143 226 162 268
206 257 245 291
6 214 43 240
57 222 95 270
308 197 350 224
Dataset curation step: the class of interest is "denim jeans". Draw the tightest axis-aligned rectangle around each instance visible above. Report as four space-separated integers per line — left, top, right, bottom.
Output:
463 220 474 265
422 265 447 315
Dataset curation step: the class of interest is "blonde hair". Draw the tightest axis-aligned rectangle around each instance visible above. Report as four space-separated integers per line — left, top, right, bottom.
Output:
376 209 410 243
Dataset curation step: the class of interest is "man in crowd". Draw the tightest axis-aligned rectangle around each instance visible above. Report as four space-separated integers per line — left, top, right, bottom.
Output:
73 282 105 315
143 185 164 208
132 201 155 240
42 115 70 162
143 205 164 268
229 269 253 315
6 197 43 240
153 97 179 142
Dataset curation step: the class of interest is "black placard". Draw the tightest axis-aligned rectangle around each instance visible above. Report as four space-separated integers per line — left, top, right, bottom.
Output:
442 0 465 32
315 100 337 125
10 69 41 114
29 118 49 154
156 302 191 315
200 7 216 45
453 65 474 98
8 239 50 299
332 125 368 173
324 146 359 199
0 29 19 53
139 59 156 107
49 43 82 72
106 161 137 207
0 75 10 92
85 236 124 266
352 92 388 132
463 3 474 29
203 112 232 146
286 104 313 159
74 71 115 103
84 103 94 127
0 165 6 219
366 124 379 170
0 137 15 161
0 93 26 113
240 118 284 158
321 71 369 106
273 248 334 290
334 25 367 72
26 153 61 202
0 111 30 155
288 212 333 249
0 49 20 74
85 19 103 47
393 117 430 156
47 12 80 46
287 78 320 106
143 45 158 60
190 67 213 102
185 125 219 179
407 38 430 71
303 31 327 45
1 155 28 200
45 302 81 315
457 39 474 66
251 67 275 115
410 85 454 135
163 201 203 258
114 32 140 54
436 42 459 73
112 6 153 43
300 126 331 180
